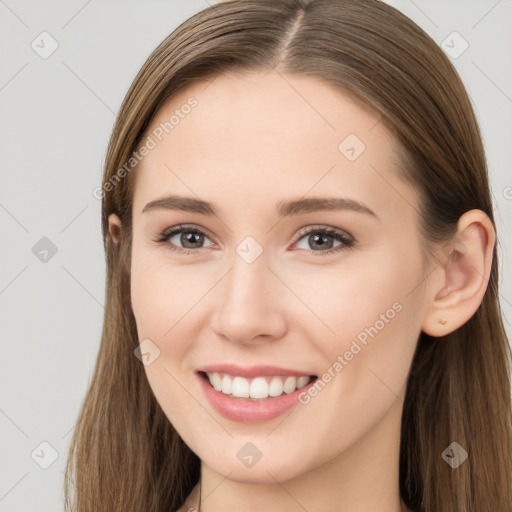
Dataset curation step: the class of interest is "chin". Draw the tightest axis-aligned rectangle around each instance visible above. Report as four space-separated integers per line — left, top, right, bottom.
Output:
202 452 310 483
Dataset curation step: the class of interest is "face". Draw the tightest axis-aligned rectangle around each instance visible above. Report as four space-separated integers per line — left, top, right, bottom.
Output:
121 70 430 483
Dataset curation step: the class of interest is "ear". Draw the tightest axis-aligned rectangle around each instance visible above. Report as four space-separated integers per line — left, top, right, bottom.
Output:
108 213 122 243
108 213 133 311
421 209 495 337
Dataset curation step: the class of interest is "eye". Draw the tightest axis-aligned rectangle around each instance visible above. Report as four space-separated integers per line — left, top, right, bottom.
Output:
291 225 354 256
152 224 355 256
152 224 215 255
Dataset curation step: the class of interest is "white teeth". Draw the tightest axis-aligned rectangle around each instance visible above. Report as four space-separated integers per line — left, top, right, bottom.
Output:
283 376 297 394
210 372 222 392
205 372 313 399
250 377 269 399
232 376 250 398
268 376 283 397
221 374 232 395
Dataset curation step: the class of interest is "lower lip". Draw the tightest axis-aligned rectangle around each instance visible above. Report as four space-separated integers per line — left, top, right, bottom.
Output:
196 372 318 424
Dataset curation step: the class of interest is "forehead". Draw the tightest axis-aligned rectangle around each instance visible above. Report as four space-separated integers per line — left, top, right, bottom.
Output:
144 70 383 152
132 70 417 222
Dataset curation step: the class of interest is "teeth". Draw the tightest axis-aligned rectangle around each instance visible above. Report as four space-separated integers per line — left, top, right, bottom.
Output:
297 376 310 389
205 372 313 399
269 376 283 397
232 376 249 398
209 372 222 392
283 376 297 394
250 377 269 399
221 374 232 395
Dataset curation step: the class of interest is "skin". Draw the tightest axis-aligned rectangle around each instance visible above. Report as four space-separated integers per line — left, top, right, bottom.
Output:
108 70 495 512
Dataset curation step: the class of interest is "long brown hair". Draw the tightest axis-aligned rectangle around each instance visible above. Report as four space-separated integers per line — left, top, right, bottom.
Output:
64 1 512 510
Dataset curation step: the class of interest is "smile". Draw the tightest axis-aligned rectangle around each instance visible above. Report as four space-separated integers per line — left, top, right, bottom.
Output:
204 372 313 400
196 370 319 423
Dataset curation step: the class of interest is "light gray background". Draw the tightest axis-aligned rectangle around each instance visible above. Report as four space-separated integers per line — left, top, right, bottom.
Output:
0 1 510 511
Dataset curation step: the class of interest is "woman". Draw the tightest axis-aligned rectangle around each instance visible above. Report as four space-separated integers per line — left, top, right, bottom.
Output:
64 1 512 511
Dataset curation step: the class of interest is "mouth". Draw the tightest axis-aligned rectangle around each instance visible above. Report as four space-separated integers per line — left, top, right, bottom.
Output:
197 371 318 401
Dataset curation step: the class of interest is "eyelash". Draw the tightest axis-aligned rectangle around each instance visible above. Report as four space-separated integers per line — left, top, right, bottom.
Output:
152 224 355 257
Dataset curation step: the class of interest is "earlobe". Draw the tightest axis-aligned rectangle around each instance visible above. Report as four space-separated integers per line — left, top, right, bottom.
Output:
108 213 123 243
422 209 495 338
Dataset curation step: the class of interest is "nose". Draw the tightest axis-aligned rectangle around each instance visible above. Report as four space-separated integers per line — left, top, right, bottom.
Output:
210 248 288 346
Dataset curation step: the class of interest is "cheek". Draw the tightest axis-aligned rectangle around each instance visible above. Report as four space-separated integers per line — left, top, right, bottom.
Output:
327 255 423 405
130 247 201 342
130 252 201 428
292 259 423 456
290 248 423 357
293 251 424 434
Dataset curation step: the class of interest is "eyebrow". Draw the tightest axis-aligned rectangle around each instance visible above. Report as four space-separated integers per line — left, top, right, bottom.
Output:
142 195 378 218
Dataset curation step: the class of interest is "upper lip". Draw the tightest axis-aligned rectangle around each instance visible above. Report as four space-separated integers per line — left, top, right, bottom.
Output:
197 363 316 379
